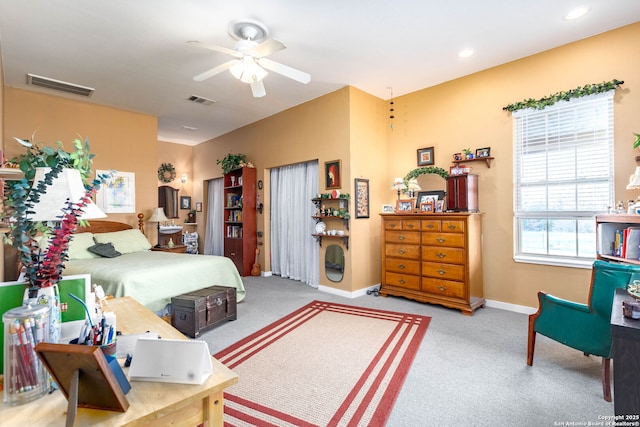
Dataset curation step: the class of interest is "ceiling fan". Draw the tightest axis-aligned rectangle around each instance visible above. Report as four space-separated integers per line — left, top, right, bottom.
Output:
189 19 311 98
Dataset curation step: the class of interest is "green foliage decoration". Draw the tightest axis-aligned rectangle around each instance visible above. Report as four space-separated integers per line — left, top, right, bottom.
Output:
503 79 624 112
404 166 449 182
633 133 640 150
2 137 108 288
216 153 248 174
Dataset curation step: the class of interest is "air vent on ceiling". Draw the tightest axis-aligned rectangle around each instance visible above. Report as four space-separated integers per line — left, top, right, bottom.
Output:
188 95 216 106
27 74 94 97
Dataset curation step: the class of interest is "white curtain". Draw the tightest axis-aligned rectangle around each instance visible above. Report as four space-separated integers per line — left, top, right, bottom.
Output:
204 178 224 256
270 161 319 287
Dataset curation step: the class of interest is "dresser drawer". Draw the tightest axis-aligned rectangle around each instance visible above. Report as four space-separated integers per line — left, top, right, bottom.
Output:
421 220 441 232
385 272 421 290
385 243 420 260
441 220 465 233
385 219 420 231
385 230 420 245
422 261 465 281
421 232 464 248
386 258 420 275
421 246 465 264
422 277 465 299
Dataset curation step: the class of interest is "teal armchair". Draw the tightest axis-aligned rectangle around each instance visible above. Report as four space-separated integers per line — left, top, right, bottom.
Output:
527 260 640 402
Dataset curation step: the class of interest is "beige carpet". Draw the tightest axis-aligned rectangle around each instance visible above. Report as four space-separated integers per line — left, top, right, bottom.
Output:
214 300 430 426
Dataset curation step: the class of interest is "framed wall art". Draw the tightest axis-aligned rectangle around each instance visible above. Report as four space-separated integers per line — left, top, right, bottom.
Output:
195 202 202 212
417 147 435 166
396 199 414 213
96 170 136 213
354 178 370 218
180 196 191 210
325 160 341 189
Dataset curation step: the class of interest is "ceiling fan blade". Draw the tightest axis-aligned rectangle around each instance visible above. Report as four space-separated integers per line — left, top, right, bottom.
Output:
250 80 266 98
187 40 240 57
251 38 286 58
257 58 310 84
193 60 238 81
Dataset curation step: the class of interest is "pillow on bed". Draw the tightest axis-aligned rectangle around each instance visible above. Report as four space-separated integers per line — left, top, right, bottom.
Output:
87 242 121 258
67 232 100 260
93 229 152 254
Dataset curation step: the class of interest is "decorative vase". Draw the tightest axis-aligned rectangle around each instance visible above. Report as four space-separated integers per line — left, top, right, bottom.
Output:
23 284 62 344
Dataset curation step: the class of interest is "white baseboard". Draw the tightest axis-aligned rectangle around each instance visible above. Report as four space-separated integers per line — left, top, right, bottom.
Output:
485 299 537 315
317 283 380 299
261 271 272 277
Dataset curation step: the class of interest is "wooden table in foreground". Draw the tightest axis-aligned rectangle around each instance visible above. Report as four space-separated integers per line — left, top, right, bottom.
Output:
0 296 238 426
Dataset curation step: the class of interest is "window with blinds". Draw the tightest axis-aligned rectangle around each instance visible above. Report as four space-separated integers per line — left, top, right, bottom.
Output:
512 92 614 268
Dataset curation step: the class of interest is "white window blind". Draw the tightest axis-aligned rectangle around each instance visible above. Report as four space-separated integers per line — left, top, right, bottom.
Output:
513 92 614 268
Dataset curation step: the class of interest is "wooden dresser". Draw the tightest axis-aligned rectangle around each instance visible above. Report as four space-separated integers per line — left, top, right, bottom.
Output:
380 213 485 315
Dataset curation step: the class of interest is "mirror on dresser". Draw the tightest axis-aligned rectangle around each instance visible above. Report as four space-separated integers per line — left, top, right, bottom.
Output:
158 185 179 219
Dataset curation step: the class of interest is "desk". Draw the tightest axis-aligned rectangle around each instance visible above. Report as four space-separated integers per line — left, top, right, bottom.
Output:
611 288 640 417
1 296 238 426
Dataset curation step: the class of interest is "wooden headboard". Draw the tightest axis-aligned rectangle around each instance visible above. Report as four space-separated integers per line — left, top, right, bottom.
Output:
75 213 145 234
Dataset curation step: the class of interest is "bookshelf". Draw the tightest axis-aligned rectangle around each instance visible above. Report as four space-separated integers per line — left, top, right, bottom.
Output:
596 214 640 265
223 167 256 276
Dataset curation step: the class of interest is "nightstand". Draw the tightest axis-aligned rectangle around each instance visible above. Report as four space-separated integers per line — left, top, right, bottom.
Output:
151 245 187 254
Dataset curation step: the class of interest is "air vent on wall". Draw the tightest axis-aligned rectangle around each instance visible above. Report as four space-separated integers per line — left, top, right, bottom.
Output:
187 95 216 106
26 74 94 97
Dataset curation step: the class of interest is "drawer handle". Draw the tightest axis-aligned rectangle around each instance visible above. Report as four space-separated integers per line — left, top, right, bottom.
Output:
399 279 406 284
230 252 236 256
437 253 446 258
447 225 456 230
406 224 415 229
398 235 405 240
437 269 446 275
436 238 445 243
389 224 397 228
179 313 187 321
437 285 447 291
398 249 406 254
426 224 434 229
398 264 406 270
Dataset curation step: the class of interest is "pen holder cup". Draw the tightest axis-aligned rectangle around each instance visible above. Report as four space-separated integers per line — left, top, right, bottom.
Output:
100 341 117 357
3 304 51 406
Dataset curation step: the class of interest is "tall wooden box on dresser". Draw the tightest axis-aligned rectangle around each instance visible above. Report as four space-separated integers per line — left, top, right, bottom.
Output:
380 213 485 315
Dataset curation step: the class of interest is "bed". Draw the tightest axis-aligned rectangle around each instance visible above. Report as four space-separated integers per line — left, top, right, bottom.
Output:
62 217 245 314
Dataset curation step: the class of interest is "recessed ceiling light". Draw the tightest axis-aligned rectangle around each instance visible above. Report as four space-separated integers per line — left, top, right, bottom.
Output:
565 7 590 21
458 49 475 58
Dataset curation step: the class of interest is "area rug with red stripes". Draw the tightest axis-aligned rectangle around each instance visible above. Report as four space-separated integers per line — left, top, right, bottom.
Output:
214 300 431 427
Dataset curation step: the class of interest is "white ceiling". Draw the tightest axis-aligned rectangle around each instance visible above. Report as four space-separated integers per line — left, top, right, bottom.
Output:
1 1 639 146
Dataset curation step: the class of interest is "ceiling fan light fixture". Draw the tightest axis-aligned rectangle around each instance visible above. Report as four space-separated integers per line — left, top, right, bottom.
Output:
230 57 268 83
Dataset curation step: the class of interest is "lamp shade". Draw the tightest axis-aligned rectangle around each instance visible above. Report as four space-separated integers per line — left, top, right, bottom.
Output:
407 178 421 191
628 166 640 190
27 167 106 222
391 177 406 191
148 207 168 223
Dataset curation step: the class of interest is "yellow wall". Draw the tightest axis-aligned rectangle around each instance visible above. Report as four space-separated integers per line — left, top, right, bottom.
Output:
387 22 640 307
2 87 159 235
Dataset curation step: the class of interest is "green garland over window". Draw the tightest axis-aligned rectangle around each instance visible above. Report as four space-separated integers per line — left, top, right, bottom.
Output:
503 79 623 112
404 166 449 182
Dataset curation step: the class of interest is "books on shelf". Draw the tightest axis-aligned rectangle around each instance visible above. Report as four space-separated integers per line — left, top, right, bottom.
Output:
604 225 640 259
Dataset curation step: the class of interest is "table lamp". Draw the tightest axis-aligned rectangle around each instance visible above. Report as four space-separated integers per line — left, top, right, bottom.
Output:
148 207 169 247
406 178 421 199
391 178 406 200
28 168 106 221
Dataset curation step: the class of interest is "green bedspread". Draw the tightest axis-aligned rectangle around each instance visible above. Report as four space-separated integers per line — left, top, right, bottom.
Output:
64 251 246 313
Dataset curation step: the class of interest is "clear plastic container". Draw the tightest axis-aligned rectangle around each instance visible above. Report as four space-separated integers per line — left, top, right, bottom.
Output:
3 304 50 406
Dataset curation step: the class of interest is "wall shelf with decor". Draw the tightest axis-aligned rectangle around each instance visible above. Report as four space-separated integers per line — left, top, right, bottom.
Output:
452 156 494 168
311 196 350 249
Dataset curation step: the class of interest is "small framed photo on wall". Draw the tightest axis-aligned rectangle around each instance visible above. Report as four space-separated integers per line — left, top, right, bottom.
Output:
325 160 341 189
180 196 191 210
417 147 435 166
195 202 202 212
